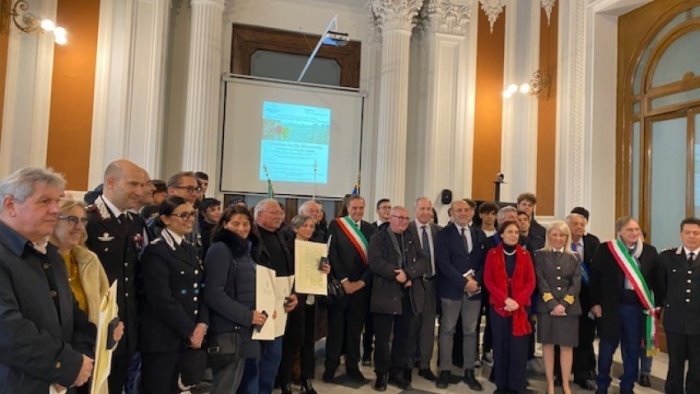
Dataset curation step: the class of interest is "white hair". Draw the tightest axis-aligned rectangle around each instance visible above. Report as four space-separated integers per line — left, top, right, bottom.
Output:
0 167 66 212
254 198 279 219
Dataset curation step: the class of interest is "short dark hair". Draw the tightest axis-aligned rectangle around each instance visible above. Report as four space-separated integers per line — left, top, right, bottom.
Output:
200 197 221 211
376 198 390 210
149 179 167 194
194 171 209 181
516 192 537 205
497 220 519 235
462 198 476 208
159 196 189 217
516 210 530 218
212 204 254 240
478 202 498 215
570 206 590 221
167 171 196 188
680 217 700 231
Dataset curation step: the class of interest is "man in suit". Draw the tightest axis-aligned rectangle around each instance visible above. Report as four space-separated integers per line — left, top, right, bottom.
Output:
363 199 390 365
0 167 96 393
369 206 430 390
435 200 486 390
590 216 659 394
85 159 147 394
657 217 700 394
516 192 546 250
567 210 600 390
324 195 377 383
407 197 441 381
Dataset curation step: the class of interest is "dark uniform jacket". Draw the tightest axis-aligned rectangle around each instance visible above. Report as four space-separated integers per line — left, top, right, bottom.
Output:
328 218 377 284
435 222 487 300
368 228 430 315
85 196 144 355
0 221 96 393
139 229 208 353
589 241 659 341
534 250 582 316
657 246 700 335
204 230 260 358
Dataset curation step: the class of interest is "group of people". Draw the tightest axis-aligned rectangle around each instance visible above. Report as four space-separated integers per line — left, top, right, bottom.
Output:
0 160 698 394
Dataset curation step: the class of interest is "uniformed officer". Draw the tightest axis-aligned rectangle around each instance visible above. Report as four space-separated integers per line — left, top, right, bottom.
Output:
85 159 147 394
658 216 700 394
139 196 208 393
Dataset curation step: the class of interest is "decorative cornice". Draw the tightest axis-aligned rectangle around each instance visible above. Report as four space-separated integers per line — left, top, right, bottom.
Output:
369 0 423 35
541 0 555 26
420 0 471 36
478 0 505 34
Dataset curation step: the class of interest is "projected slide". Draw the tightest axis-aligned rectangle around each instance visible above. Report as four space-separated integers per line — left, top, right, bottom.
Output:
260 101 331 184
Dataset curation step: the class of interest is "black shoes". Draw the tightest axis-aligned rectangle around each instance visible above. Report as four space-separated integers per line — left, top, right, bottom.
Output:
575 379 597 390
639 374 651 387
436 370 450 389
301 379 317 394
418 368 437 381
374 373 388 391
346 367 366 383
322 368 335 383
463 368 483 391
388 370 411 390
362 354 372 367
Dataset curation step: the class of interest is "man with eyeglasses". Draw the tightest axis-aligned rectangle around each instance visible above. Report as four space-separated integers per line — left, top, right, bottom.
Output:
147 171 204 258
85 159 146 394
435 200 487 390
373 198 391 231
368 206 430 390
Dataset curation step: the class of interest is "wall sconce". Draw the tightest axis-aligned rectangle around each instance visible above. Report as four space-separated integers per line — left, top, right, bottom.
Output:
502 70 551 100
0 0 68 45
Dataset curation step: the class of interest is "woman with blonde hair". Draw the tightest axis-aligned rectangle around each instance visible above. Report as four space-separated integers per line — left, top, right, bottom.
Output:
534 220 581 394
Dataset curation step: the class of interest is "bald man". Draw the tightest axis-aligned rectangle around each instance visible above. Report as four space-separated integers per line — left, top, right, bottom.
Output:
85 159 147 394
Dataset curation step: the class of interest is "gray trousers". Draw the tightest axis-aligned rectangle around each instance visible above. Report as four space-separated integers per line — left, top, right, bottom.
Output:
417 279 438 369
209 355 246 394
439 296 481 371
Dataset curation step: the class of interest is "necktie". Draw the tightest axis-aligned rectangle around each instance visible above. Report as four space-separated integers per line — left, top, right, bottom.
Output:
461 227 472 253
688 252 695 266
421 226 434 276
572 242 589 284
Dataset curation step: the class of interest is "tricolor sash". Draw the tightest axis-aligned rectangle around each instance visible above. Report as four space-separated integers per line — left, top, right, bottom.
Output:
336 216 369 265
607 239 658 356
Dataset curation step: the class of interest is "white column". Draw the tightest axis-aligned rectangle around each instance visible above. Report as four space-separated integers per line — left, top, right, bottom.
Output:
370 0 423 207
182 0 225 183
408 0 472 223
0 0 57 176
89 0 171 186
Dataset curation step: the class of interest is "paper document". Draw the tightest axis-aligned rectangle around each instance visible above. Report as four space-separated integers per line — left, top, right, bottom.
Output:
294 239 328 295
252 266 277 340
90 281 119 394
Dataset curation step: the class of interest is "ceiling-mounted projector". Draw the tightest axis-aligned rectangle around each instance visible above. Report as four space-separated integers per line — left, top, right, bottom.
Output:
323 31 349 47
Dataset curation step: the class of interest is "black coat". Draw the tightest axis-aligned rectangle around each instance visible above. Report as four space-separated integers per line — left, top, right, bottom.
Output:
328 218 376 284
0 221 96 393
139 230 208 353
204 230 259 358
657 247 700 335
368 228 430 315
578 233 600 312
85 196 145 355
529 219 547 250
589 241 659 341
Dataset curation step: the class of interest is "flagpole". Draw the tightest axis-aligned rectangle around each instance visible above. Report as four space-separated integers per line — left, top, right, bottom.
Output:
313 160 317 200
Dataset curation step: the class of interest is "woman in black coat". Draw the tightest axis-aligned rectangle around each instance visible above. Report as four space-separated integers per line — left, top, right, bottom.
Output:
204 205 267 394
139 196 209 393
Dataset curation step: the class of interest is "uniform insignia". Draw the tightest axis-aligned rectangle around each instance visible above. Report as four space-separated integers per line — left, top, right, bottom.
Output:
98 232 115 242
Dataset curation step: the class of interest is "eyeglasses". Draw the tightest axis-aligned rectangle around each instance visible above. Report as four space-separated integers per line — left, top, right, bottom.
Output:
170 210 198 220
59 215 89 226
391 215 410 221
172 185 202 194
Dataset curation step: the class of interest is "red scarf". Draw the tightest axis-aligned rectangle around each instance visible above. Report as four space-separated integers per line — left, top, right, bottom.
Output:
483 244 536 336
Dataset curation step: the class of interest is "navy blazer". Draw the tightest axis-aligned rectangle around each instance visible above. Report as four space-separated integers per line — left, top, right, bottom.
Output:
435 222 487 300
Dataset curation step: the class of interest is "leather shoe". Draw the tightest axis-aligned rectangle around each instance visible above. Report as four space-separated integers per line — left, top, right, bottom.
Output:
639 374 651 387
463 369 483 391
346 367 366 383
575 379 597 390
280 384 292 394
301 379 317 394
322 368 335 383
403 368 412 383
388 370 411 390
435 370 450 389
418 368 437 381
374 373 388 391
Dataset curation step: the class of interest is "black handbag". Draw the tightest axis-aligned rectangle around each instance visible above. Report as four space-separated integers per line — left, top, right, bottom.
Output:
206 331 240 369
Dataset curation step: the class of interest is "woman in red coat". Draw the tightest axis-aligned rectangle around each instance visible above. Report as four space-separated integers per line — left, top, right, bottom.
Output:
484 220 536 394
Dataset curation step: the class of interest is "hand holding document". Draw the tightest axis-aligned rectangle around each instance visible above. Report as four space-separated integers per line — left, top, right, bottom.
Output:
294 239 328 295
252 266 277 340
90 281 119 394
